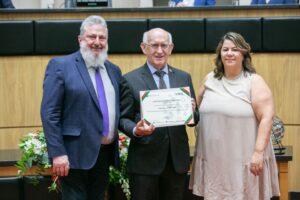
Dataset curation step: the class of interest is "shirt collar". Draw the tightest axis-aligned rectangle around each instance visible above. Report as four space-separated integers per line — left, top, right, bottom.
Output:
147 61 168 75
87 63 106 71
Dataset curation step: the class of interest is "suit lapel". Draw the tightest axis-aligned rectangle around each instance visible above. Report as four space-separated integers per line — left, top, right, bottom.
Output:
168 65 180 88
104 61 119 107
141 64 158 90
140 64 180 89
75 52 101 111
104 61 118 93
105 61 120 130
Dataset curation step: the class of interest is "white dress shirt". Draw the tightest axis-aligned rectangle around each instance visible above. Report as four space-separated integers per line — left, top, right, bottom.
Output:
86 64 116 144
147 61 170 89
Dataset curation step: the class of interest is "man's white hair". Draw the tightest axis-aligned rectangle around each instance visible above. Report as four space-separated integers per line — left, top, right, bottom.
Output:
142 28 173 44
80 15 107 36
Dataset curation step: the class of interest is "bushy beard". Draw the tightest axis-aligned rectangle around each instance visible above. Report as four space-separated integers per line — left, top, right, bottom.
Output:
80 42 108 67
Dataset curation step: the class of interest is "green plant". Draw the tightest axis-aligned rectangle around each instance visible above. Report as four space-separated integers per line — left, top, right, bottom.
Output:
16 131 130 199
109 133 130 200
16 130 131 197
16 130 58 191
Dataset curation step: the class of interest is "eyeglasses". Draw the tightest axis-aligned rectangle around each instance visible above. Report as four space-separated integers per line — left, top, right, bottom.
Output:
144 43 172 50
85 34 107 42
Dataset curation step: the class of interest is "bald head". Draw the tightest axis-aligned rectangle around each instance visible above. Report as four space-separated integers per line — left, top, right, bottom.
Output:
140 28 174 70
142 28 173 44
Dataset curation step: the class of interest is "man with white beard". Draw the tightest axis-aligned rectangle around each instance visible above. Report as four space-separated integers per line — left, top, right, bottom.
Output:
41 15 136 200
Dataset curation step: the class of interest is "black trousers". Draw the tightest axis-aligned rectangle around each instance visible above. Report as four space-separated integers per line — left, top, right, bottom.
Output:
129 152 186 200
60 144 114 200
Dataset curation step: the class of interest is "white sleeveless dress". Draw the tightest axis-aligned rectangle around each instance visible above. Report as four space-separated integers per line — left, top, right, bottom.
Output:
189 71 280 200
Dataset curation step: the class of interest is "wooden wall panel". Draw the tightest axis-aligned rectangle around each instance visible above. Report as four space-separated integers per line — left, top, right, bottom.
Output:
253 53 300 125
0 127 42 150
0 8 299 21
1 53 299 125
0 56 50 127
0 52 299 191
111 53 300 125
0 53 299 126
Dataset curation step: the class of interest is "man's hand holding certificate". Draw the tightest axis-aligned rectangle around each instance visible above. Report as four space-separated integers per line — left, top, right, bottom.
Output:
140 87 194 127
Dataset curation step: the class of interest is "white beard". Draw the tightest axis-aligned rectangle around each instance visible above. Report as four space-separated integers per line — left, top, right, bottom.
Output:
80 42 108 67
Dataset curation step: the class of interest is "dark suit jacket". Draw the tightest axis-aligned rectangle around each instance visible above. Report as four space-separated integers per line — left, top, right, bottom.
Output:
251 0 296 4
268 0 297 4
41 51 123 169
120 64 199 175
0 0 14 8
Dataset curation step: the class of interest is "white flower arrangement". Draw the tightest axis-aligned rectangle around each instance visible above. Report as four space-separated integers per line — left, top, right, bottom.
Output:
16 130 58 191
109 133 131 200
16 130 131 197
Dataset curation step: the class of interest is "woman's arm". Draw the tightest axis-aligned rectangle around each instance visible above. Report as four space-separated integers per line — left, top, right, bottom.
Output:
250 74 275 176
196 75 208 106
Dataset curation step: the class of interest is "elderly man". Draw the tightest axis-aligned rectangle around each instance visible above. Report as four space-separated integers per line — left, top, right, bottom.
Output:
41 15 130 200
120 28 199 200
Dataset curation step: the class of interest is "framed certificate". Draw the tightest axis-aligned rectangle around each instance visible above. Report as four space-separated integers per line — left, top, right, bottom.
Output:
140 87 194 127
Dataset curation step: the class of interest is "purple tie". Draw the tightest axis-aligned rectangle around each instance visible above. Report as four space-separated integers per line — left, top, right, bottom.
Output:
95 67 109 137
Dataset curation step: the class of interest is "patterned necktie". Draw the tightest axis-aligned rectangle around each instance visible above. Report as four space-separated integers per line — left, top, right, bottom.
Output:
155 70 167 89
94 67 109 137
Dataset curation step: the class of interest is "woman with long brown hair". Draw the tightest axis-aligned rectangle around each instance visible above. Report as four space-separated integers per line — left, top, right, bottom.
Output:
189 32 280 200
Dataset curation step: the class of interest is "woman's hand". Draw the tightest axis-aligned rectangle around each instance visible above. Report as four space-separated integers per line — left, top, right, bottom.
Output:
191 98 196 112
250 150 264 176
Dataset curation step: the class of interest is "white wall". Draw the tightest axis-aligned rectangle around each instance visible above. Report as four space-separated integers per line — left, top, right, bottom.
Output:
112 0 153 7
12 0 40 8
11 0 254 8
12 0 65 8
239 0 251 5
11 0 152 8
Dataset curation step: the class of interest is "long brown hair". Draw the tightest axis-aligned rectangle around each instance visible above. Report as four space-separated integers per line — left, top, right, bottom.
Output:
213 32 256 79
